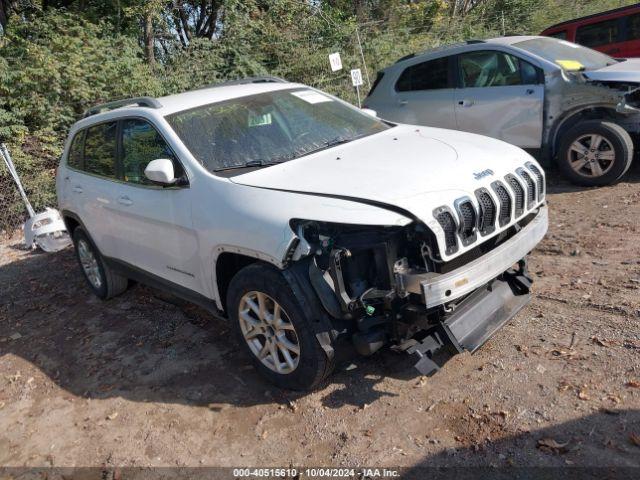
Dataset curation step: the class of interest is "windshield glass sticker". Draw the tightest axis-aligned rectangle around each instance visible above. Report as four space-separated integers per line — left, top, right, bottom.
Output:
291 90 333 104
248 112 272 127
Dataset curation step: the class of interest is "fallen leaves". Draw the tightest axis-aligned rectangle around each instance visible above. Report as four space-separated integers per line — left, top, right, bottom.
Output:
537 438 570 454
414 376 428 388
625 380 640 389
629 433 640 448
106 412 118 420
577 388 590 401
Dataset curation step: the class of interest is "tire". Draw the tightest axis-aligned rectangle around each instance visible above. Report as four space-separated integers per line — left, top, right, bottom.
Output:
72 227 128 300
226 263 334 390
558 120 633 186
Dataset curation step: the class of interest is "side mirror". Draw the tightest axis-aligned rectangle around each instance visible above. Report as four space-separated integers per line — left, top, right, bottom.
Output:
145 158 176 185
361 108 378 118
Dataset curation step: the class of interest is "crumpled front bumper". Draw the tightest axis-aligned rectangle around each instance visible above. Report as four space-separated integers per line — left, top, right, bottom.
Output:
398 205 548 308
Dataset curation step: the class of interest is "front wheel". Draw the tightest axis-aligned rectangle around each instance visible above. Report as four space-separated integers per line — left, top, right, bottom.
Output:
72 227 128 300
226 264 334 390
558 120 633 186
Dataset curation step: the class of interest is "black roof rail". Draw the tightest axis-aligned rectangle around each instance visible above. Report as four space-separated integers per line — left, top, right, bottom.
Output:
200 76 288 89
83 97 162 118
466 39 486 44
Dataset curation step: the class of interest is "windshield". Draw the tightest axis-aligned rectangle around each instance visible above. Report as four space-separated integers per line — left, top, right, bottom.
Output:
166 88 390 173
514 37 617 71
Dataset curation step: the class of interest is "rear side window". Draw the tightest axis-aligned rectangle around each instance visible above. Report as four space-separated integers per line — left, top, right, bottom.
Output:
121 119 183 185
396 56 450 92
67 131 84 170
627 13 640 41
547 30 568 40
576 19 619 47
83 122 117 178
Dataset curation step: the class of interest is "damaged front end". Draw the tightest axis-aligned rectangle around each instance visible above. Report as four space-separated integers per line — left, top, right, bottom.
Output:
285 203 548 376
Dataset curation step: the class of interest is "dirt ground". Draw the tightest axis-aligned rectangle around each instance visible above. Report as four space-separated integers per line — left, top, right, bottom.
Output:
1 165 639 472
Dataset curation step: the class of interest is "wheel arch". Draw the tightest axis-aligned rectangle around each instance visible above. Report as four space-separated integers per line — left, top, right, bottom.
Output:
549 106 625 160
213 250 271 313
61 209 83 237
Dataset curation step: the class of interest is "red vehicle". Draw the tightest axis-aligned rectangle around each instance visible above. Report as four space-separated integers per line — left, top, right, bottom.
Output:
541 3 640 58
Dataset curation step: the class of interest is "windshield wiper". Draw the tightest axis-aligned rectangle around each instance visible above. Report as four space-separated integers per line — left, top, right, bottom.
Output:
214 159 283 172
296 134 365 158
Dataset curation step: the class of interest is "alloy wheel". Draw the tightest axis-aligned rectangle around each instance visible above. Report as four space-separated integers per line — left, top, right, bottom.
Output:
238 291 300 374
568 133 616 178
77 239 102 289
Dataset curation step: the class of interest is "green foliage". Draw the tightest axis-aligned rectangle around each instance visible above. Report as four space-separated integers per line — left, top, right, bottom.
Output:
0 0 637 233
0 10 160 231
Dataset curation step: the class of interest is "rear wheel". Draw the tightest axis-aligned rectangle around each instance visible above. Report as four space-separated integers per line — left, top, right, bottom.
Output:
558 120 633 186
227 264 334 390
72 227 128 300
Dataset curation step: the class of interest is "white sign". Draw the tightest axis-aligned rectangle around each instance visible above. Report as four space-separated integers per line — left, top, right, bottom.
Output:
329 52 342 72
350 68 363 87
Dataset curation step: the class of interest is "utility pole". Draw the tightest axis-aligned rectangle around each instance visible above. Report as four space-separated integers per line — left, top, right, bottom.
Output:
355 26 371 90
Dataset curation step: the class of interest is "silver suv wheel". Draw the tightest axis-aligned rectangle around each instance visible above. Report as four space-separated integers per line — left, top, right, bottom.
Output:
238 291 300 374
568 133 616 178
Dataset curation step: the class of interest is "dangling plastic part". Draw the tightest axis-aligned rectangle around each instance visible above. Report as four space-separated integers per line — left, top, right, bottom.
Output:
23 208 71 252
1 143 71 253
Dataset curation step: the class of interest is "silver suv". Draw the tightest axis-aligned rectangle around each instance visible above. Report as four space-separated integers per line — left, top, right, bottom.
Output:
365 36 640 186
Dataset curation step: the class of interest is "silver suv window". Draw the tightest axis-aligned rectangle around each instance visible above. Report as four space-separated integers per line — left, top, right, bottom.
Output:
396 56 450 92
458 51 536 88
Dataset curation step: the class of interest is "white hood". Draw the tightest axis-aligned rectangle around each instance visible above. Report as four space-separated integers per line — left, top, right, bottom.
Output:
583 58 640 83
230 125 535 226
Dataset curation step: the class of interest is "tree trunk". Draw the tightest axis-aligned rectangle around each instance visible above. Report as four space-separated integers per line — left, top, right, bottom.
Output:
144 12 155 66
0 0 16 32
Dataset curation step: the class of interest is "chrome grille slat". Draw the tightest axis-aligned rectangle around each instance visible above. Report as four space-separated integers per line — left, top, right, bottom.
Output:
505 174 525 217
474 188 496 236
455 198 477 246
517 168 536 209
434 207 458 255
491 181 512 227
526 162 545 201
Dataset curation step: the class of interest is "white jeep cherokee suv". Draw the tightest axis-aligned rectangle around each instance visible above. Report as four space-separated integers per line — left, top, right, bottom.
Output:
57 77 548 390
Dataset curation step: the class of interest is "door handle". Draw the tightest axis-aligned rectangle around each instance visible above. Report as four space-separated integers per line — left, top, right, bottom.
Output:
118 195 133 206
458 99 474 107
398 100 408 106
72 185 83 193
526 88 535 95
